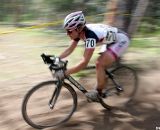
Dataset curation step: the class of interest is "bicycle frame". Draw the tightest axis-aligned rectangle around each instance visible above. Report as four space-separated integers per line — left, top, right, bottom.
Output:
67 70 121 93
41 53 121 95
49 80 63 109
44 53 123 106
49 70 88 108
50 68 122 103
66 75 88 93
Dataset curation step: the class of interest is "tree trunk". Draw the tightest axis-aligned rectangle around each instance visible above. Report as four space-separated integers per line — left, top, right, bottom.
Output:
127 0 150 37
12 0 23 26
123 0 135 32
104 0 135 31
104 0 118 26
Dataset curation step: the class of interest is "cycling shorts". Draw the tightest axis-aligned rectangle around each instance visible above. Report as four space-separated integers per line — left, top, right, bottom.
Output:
99 33 130 59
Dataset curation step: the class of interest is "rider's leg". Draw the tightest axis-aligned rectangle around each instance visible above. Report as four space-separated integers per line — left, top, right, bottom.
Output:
96 50 116 94
96 33 130 94
85 50 117 101
86 33 130 101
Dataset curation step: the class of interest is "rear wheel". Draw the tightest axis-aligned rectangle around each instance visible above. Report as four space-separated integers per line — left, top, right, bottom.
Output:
22 81 77 129
100 65 138 109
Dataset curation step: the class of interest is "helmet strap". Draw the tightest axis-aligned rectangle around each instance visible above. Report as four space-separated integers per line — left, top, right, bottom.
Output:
76 25 85 33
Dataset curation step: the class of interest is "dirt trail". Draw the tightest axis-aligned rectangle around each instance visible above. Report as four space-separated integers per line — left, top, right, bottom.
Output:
0 33 160 130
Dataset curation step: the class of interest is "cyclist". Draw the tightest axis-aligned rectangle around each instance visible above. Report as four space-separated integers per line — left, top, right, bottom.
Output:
58 11 130 102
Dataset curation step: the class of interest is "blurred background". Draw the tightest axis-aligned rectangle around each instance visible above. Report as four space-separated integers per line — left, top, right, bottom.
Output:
0 0 160 130
0 0 160 33
0 0 160 69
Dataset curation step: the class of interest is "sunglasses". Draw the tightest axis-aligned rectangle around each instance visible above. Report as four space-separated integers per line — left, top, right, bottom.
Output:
66 30 73 34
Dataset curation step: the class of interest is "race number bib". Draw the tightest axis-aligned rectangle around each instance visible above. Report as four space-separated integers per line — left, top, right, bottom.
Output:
85 38 96 49
106 31 116 43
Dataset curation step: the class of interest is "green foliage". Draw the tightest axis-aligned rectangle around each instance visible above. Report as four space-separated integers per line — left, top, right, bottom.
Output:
138 22 159 34
46 0 75 12
131 36 160 48
0 0 160 35
143 0 160 29
0 0 107 23
145 0 160 21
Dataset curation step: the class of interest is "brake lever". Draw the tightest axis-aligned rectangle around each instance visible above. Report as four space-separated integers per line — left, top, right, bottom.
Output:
64 60 68 70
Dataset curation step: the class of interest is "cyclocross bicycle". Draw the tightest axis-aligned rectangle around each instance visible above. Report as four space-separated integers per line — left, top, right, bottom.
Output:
22 53 138 129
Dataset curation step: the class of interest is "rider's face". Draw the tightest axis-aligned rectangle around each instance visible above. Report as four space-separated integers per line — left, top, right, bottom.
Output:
66 29 79 39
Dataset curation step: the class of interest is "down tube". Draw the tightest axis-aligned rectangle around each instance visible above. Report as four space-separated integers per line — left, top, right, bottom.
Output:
67 76 88 93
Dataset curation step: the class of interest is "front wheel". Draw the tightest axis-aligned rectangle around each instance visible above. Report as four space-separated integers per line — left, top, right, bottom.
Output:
100 65 138 109
22 80 77 129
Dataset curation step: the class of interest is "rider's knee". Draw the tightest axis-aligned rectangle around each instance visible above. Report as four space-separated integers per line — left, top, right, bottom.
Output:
96 60 104 69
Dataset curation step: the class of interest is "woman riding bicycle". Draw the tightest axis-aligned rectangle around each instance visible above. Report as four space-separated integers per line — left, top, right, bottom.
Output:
58 11 130 102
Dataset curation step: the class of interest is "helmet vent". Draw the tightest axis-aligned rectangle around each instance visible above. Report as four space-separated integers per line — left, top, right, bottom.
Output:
74 16 80 21
69 23 76 28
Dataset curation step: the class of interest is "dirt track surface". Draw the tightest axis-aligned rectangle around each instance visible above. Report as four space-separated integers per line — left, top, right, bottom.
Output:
0 33 160 130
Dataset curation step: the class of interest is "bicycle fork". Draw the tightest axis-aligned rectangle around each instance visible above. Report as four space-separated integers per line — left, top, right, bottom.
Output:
49 80 62 109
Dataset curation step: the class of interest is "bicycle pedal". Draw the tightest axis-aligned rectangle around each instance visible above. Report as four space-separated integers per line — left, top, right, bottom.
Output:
116 86 123 92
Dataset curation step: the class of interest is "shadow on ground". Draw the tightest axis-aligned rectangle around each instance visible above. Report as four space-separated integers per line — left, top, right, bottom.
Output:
53 99 159 130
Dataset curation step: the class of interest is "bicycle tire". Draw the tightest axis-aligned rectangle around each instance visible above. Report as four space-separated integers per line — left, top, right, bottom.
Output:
100 65 138 109
22 80 77 129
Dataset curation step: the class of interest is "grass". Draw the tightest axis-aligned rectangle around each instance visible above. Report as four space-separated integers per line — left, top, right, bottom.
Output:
131 37 160 48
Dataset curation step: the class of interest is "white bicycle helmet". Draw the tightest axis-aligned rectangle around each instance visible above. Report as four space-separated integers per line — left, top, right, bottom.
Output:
63 11 86 30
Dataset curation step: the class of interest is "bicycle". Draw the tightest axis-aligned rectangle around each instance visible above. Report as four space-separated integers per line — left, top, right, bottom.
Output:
22 53 138 129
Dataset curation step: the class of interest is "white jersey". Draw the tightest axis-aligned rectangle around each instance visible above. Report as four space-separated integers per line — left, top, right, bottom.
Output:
81 23 130 59
86 23 118 45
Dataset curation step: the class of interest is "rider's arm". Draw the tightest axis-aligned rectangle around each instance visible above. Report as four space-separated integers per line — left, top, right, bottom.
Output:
65 48 95 75
59 40 78 59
